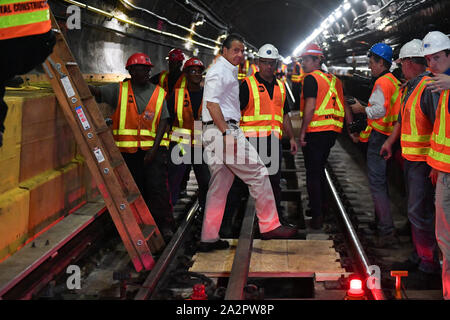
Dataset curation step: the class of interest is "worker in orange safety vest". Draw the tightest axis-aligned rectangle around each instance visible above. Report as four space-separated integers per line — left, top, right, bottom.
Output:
89 52 175 241
380 39 442 290
299 43 352 230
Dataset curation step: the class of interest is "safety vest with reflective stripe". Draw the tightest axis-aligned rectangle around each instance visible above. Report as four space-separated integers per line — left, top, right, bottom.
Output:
111 80 169 153
291 62 304 83
249 63 259 76
359 73 401 142
170 87 202 146
301 70 345 133
427 89 450 172
240 75 286 139
0 0 51 40
400 76 433 162
238 60 249 80
158 71 187 94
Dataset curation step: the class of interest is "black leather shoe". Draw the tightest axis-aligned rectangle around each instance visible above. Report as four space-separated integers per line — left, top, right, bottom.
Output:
260 225 297 240
198 239 230 252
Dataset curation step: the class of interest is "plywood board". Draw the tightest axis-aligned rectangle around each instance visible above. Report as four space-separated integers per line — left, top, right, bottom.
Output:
189 239 345 280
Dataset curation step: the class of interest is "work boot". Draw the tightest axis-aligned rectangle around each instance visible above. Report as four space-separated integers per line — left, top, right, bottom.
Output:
310 215 323 230
197 239 230 252
260 225 297 240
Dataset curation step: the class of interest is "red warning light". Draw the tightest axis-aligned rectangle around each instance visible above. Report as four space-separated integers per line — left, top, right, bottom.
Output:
350 279 362 291
345 278 366 300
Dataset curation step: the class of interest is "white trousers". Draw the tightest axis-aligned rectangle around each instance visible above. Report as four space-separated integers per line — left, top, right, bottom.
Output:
200 124 281 242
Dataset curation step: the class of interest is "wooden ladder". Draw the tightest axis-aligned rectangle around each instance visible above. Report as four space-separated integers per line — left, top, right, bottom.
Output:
41 12 165 272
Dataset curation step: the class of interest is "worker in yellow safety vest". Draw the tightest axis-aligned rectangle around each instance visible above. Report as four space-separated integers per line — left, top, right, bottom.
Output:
0 0 55 147
220 44 298 237
166 57 210 213
422 31 450 299
299 43 352 230
291 59 304 111
380 39 442 290
89 52 175 242
349 43 401 247
150 48 186 96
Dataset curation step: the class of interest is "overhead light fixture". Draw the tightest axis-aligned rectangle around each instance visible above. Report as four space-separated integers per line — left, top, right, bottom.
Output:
335 9 342 19
343 2 351 11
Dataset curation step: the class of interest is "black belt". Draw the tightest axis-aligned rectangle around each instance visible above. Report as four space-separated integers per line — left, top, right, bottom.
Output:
202 119 238 125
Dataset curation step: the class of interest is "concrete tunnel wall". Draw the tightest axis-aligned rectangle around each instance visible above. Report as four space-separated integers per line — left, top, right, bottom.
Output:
48 0 217 77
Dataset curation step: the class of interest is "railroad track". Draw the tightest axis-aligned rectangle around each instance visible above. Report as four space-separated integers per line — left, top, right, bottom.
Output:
1 136 428 300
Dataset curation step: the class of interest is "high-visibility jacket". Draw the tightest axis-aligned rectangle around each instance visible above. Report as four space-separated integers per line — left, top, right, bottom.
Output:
427 89 450 173
300 70 345 133
238 60 249 80
0 0 51 40
170 87 202 147
291 62 304 83
240 75 286 139
111 80 170 153
400 76 434 162
359 73 401 142
249 63 259 76
158 71 187 93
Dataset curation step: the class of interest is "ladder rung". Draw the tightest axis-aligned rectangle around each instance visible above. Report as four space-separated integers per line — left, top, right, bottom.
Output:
127 193 140 204
141 225 156 242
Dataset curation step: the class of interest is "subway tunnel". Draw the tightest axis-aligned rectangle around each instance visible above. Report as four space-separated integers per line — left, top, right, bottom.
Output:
0 0 450 305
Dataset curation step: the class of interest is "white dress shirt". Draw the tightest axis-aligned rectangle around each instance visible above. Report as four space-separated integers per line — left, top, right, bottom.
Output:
201 55 241 122
365 84 387 119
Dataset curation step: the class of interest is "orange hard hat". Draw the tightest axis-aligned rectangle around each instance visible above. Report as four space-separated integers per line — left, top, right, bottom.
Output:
301 43 324 57
126 53 153 68
183 57 205 71
168 48 185 62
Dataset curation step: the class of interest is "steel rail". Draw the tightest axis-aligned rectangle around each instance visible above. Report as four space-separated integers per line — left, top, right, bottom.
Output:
324 168 386 300
135 200 200 300
224 198 256 300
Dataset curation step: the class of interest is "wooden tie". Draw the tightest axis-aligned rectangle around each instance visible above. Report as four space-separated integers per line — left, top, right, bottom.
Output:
42 11 165 272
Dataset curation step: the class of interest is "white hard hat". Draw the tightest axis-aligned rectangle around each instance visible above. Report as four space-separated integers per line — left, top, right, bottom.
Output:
422 31 450 56
395 39 423 63
258 44 280 60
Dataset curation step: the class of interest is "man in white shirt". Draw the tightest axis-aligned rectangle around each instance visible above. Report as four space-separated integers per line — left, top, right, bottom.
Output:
199 34 297 252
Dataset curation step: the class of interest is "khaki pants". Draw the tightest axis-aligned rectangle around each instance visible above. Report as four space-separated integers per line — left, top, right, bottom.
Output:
201 123 281 242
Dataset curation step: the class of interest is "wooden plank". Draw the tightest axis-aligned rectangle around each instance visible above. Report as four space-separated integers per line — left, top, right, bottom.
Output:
190 239 345 279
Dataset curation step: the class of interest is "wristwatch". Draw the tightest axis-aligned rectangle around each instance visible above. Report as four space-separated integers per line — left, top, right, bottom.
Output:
222 129 232 136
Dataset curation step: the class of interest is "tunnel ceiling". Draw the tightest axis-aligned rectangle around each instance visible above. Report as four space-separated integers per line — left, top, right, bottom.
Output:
126 0 449 60
190 0 341 56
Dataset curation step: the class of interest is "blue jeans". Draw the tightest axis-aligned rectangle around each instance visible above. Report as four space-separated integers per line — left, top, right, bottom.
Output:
367 130 394 236
404 160 439 273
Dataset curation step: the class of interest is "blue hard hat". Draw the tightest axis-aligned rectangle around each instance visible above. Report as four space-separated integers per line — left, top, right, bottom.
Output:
368 43 393 63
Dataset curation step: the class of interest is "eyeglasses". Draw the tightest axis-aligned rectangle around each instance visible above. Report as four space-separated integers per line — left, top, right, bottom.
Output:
187 69 203 75
259 60 277 67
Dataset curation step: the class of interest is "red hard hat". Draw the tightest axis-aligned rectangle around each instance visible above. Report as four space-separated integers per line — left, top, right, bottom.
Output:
301 43 324 57
183 57 205 71
126 53 153 68
168 48 185 62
